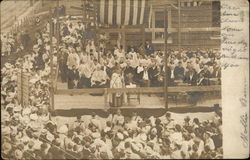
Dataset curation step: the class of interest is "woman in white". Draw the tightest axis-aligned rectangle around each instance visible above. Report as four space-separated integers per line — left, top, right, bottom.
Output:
109 68 127 105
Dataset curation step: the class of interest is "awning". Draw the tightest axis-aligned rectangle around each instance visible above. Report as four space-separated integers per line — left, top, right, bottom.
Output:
96 0 149 25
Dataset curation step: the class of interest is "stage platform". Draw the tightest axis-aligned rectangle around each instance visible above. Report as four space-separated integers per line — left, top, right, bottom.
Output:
54 94 220 109
53 82 221 117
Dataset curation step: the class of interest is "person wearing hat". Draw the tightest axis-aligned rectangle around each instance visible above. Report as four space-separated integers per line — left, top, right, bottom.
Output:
2 142 12 159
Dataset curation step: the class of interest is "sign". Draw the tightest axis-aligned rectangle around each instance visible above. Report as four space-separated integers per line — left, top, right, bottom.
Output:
17 71 30 106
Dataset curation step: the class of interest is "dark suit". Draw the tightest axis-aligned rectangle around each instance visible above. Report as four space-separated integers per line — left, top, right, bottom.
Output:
199 69 211 78
68 69 80 89
174 66 185 80
148 66 158 87
138 70 150 87
145 44 154 56
212 68 221 78
184 71 198 86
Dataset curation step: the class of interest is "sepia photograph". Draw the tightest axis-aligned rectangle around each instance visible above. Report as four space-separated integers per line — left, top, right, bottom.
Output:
1 0 247 159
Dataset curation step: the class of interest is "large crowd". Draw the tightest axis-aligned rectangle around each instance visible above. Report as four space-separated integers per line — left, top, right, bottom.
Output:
1 14 222 159
56 18 221 90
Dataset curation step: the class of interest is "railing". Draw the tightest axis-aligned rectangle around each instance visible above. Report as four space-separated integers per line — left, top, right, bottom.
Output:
54 85 221 108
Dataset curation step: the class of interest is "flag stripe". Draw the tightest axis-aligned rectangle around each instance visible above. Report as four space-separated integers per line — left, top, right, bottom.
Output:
133 0 138 25
97 0 101 23
139 0 145 24
113 0 117 25
108 0 113 24
100 0 105 23
116 0 122 25
129 0 134 25
124 0 130 25
104 0 109 24
121 0 126 25
137 0 142 24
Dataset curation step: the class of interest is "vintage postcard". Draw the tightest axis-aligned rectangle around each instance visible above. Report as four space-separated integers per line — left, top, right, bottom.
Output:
1 0 249 159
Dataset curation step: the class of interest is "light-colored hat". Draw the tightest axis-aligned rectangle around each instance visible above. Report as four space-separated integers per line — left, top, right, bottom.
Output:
30 113 38 121
21 115 30 125
13 105 22 112
22 107 31 115
2 142 12 152
29 122 41 131
41 129 48 135
5 103 14 110
92 132 101 139
2 126 11 135
140 133 147 141
117 132 124 140
46 132 55 142
58 125 68 134
2 111 10 121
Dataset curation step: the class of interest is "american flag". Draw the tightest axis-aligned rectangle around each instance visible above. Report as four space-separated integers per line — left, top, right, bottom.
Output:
96 0 149 25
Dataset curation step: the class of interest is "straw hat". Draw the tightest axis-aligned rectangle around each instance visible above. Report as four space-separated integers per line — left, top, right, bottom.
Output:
30 113 38 121
57 125 68 134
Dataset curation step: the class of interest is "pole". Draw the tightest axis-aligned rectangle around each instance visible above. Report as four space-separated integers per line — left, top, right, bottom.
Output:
82 0 86 22
164 5 168 109
178 0 181 52
56 0 60 42
141 24 146 53
121 26 126 52
49 8 55 111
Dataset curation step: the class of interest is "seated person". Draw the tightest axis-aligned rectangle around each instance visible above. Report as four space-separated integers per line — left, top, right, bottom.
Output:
125 73 136 87
174 61 185 81
91 66 108 88
184 68 198 86
138 66 150 87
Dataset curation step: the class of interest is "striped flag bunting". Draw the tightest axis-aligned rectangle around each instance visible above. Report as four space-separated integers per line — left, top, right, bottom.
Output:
97 0 148 26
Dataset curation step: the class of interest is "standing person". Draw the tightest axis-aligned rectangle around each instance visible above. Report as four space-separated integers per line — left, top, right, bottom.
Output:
148 61 159 87
109 69 124 107
138 66 150 87
67 50 80 70
166 64 175 86
145 41 154 56
67 65 80 89
58 49 68 83
78 60 92 88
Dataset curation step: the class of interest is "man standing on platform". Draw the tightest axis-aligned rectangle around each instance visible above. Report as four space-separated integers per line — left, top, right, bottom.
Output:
78 60 92 88
67 65 80 89
145 41 154 56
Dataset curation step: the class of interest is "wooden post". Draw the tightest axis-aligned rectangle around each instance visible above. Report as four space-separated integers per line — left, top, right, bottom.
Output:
81 0 85 22
104 88 108 107
178 0 181 52
141 24 146 52
56 0 60 42
121 26 126 52
49 8 55 111
164 5 168 109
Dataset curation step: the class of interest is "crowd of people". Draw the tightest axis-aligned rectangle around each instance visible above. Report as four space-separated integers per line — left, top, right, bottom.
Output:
56 18 221 90
1 12 223 159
